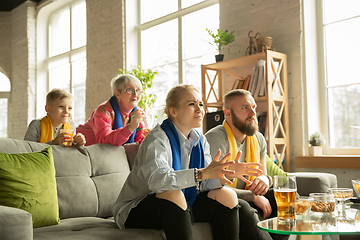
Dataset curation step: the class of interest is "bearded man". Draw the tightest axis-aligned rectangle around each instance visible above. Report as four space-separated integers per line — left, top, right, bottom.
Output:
205 89 288 240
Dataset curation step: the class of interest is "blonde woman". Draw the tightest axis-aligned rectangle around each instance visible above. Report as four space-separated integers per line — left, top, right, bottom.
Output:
113 84 262 240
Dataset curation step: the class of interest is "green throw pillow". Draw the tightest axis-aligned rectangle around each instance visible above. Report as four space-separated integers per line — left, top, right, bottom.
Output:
266 154 287 183
0 147 60 228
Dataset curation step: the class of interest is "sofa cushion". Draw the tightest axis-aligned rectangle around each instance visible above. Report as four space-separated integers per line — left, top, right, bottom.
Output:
53 143 130 219
288 172 337 196
0 147 60 228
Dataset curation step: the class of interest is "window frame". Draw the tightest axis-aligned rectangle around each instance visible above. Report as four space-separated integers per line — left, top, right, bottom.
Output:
127 0 219 82
125 0 219 126
36 0 86 126
0 70 10 137
316 0 360 155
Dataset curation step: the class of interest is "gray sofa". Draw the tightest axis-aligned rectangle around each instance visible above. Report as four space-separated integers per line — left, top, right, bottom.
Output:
0 137 337 240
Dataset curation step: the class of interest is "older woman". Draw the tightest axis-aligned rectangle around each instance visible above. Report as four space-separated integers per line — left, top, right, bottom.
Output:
76 74 145 146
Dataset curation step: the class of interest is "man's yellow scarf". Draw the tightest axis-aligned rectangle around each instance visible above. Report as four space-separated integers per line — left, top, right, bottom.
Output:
223 120 259 189
39 115 72 143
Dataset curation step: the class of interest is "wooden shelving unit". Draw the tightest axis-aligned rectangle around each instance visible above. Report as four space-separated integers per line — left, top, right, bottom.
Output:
201 50 290 171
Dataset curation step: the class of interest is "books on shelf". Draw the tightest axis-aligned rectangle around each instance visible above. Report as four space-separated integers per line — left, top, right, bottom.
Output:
231 75 253 91
248 59 266 98
231 78 245 90
258 64 266 96
254 59 266 97
231 59 281 97
232 79 240 90
237 80 245 89
248 66 257 94
242 75 251 90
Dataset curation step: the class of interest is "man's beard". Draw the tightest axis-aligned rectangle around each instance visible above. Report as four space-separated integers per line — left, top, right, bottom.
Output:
231 109 258 136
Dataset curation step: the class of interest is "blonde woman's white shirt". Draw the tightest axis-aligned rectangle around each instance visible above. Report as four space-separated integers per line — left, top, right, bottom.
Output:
113 123 222 229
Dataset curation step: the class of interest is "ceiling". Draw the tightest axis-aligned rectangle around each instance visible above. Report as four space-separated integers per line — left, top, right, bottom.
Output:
0 0 42 12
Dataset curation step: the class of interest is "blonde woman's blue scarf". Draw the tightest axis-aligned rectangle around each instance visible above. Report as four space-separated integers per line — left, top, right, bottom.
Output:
160 118 204 207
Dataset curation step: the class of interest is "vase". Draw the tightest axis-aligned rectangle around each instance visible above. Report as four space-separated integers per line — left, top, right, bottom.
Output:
215 54 224 62
308 146 322 156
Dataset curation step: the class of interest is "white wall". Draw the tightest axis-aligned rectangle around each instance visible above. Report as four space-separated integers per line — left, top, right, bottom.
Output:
4 1 37 139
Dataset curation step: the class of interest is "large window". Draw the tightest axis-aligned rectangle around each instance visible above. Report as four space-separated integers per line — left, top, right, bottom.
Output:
319 0 360 154
137 0 219 125
46 0 86 127
0 71 10 137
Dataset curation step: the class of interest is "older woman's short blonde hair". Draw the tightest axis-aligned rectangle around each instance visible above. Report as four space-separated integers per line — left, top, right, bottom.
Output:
110 74 142 95
163 84 201 120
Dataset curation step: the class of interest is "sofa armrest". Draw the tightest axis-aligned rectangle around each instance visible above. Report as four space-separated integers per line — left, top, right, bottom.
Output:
0 205 33 240
288 172 337 196
123 142 140 170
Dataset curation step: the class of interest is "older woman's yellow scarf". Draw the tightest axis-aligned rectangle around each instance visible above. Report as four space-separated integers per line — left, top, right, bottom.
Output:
223 120 259 189
39 115 71 143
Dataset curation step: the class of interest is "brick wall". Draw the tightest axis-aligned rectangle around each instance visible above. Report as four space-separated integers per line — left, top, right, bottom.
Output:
86 0 125 119
220 0 302 171
0 12 11 79
7 1 36 139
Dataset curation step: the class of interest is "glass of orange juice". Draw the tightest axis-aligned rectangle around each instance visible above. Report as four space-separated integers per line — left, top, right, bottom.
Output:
60 129 73 146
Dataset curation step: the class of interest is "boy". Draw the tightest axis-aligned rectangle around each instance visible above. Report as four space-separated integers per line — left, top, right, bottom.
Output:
24 88 86 146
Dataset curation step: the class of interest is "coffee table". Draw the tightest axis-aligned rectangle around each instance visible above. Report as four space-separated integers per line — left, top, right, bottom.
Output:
257 205 360 240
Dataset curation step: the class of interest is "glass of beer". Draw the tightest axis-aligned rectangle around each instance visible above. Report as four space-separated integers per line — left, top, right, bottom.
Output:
274 175 297 223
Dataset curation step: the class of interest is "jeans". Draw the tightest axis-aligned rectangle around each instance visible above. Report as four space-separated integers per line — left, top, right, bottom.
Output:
125 191 239 240
238 199 273 240
249 188 278 220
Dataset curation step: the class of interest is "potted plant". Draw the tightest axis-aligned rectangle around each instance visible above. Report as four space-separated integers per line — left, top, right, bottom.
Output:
308 132 325 156
205 28 235 62
119 65 158 113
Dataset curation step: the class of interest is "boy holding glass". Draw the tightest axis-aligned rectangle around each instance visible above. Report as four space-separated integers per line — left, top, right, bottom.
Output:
24 88 86 146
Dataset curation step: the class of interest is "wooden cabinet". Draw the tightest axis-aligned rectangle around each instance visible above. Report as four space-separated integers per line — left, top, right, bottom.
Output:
201 50 290 171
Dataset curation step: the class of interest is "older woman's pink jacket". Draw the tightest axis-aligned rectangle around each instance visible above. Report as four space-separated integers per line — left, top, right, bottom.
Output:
76 99 144 146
